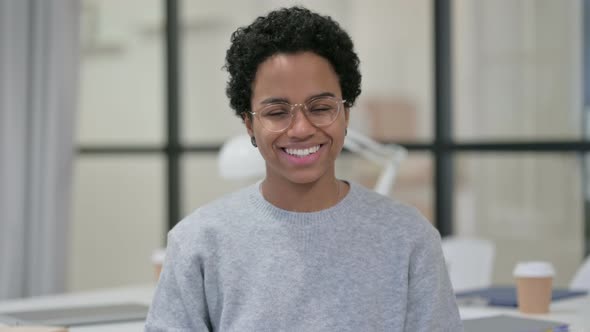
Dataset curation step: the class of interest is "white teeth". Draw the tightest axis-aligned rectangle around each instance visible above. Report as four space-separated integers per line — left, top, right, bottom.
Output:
285 145 320 157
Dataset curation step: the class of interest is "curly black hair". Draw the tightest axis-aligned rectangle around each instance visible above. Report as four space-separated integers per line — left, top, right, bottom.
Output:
224 6 362 119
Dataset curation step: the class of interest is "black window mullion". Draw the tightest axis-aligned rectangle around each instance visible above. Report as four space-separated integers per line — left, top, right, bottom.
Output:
164 0 181 233
433 0 454 236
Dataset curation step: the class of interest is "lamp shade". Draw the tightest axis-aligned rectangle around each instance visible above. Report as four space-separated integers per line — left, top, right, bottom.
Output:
218 134 266 179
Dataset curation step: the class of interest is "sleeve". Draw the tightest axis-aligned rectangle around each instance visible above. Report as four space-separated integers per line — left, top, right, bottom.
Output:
144 230 212 332
404 226 463 332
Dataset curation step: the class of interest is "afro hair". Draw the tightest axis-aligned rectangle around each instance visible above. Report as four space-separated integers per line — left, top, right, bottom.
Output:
224 6 362 119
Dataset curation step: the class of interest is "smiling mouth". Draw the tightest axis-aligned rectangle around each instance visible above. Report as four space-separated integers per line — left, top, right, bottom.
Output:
283 144 322 157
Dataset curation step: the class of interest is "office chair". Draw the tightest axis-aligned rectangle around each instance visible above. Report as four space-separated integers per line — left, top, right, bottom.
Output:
441 236 496 292
570 255 590 290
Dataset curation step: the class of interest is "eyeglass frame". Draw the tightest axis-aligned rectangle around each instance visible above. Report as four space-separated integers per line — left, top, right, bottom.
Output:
248 96 348 133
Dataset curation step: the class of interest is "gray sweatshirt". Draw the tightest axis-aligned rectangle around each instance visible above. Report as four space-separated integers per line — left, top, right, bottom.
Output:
145 181 462 331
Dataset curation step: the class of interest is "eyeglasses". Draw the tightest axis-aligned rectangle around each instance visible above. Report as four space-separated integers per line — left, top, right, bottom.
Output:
250 96 346 133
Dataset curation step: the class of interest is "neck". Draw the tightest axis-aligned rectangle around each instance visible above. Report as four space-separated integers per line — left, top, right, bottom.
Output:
260 177 343 212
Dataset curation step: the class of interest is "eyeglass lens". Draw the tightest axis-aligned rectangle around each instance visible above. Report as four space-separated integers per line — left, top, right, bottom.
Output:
257 97 342 132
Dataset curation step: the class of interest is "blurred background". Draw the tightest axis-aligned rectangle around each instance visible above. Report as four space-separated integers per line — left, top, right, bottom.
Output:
1 0 589 298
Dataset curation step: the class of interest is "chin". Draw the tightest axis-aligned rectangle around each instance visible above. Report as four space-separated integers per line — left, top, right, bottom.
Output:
283 170 330 186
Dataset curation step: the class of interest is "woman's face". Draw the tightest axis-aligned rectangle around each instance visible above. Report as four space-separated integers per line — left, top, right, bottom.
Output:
245 51 349 187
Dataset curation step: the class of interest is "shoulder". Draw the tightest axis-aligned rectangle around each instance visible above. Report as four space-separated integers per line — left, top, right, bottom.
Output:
348 182 441 244
168 184 256 245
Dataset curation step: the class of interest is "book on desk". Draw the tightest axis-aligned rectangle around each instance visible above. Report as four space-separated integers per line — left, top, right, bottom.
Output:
463 314 568 332
455 286 588 307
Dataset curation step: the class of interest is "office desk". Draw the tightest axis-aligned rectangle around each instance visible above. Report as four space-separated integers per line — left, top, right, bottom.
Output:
460 295 590 332
0 284 154 332
0 284 589 331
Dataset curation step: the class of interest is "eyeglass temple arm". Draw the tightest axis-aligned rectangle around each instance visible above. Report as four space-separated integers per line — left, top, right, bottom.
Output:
343 129 408 196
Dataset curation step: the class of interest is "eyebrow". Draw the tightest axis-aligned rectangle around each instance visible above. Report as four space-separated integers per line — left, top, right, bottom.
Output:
259 92 336 105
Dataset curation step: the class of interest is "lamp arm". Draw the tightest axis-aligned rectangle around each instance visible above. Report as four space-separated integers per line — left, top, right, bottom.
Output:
343 129 408 196
374 163 397 195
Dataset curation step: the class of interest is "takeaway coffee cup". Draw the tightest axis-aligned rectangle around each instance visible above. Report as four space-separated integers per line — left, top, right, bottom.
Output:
513 261 555 314
151 248 166 281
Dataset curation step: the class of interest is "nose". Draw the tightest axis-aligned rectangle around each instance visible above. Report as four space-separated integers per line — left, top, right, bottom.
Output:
286 104 316 138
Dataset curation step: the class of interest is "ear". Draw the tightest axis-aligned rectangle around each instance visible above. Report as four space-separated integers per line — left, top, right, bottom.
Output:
243 113 254 137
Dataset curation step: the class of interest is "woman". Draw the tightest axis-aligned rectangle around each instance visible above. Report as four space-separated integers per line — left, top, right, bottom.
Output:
145 6 462 331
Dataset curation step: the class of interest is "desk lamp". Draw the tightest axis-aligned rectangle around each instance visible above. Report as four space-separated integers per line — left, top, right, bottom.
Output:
341 129 407 196
218 129 407 196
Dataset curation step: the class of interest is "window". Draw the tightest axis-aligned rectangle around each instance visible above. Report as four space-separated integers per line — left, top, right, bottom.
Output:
72 0 589 291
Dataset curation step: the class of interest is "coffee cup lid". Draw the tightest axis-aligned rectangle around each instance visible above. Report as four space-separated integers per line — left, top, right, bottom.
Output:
513 261 555 278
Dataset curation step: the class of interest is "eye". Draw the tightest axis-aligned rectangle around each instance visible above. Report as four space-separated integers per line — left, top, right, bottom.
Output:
309 101 336 113
310 106 333 113
308 97 338 113
262 104 290 117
